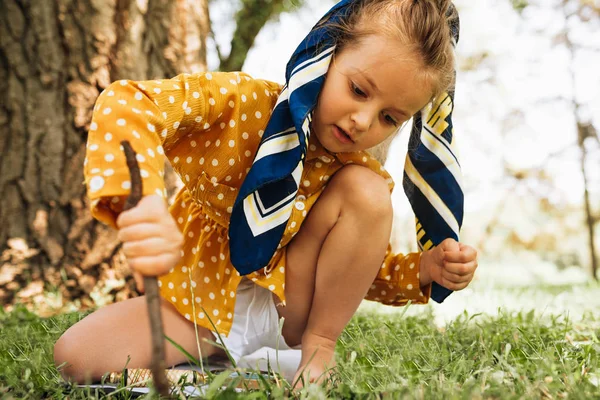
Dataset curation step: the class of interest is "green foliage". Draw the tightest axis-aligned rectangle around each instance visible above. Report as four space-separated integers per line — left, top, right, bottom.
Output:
217 0 307 71
510 0 530 14
1 298 599 398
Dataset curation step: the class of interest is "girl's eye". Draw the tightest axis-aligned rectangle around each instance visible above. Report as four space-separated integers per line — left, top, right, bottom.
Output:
351 82 367 98
384 114 398 127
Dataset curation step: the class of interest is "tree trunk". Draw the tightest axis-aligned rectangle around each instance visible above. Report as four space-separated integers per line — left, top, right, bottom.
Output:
0 0 209 312
577 122 599 280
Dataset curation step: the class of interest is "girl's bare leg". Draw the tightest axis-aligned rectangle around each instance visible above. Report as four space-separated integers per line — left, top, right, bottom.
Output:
276 165 393 384
54 295 223 383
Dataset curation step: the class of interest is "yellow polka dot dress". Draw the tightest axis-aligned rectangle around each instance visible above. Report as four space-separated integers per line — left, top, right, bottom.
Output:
85 72 429 336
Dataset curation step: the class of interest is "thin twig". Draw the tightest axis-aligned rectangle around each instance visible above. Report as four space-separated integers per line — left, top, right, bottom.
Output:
121 140 170 396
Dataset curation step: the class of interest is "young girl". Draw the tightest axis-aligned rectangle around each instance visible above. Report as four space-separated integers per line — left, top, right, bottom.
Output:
54 0 478 385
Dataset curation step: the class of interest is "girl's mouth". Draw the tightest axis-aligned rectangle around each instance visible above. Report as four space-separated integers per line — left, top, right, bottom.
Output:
333 125 353 144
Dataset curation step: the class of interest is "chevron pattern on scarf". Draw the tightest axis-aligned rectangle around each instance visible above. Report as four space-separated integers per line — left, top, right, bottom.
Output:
230 0 463 303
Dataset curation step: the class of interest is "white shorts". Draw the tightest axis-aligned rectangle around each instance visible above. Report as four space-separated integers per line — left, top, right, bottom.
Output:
212 279 301 380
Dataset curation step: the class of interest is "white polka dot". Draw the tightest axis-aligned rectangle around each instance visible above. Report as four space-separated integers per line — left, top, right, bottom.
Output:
89 144 99 151
220 87 228 94
407 284 413 290
209 98 216 106
140 169 149 178
136 154 145 163
199 157 205 165
220 122 226 130
209 292 215 300
157 145 164 155
184 313 190 320
90 122 98 131
255 111 262 119
121 181 131 190
198 312 205 319
206 73 212 80
193 91 200 98
245 150 251 157
268 285 276 291
228 101 235 108
253 92 258 100
135 92 143 100
227 313 232 319
229 120 236 128
204 277 210 284
173 156 179 163
103 108 112 115
103 169 114 177
258 130 264 137
213 309 219 316
182 101 188 110
241 94 247 102
147 123 155 132
186 156 193 164
212 159 218 166
217 193 224 200
168 282 174 289
185 107 191 115
147 149 155 157
195 116 202 123
89 176 105 192
409 263 415 269
303 180 310 187
173 121 180 129
104 154 114 162
169 96 175 104
153 88 161 94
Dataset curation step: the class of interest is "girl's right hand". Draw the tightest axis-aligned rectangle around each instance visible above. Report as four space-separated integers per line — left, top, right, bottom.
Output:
116 195 184 292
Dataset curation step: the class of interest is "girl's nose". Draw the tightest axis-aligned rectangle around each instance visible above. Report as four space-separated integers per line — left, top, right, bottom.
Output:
351 109 374 134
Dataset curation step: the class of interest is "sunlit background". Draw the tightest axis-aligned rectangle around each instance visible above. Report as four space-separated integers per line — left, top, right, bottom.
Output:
209 0 600 322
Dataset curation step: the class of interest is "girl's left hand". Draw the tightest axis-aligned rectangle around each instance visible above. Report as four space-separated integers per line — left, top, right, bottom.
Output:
420 238 478 290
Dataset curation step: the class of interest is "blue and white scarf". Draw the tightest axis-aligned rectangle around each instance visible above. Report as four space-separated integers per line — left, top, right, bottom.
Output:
230 0 463 303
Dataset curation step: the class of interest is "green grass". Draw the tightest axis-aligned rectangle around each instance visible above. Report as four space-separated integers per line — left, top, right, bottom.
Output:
1 303 599 399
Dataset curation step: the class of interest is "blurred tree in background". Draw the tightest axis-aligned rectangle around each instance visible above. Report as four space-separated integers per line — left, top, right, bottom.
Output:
0 0 303 313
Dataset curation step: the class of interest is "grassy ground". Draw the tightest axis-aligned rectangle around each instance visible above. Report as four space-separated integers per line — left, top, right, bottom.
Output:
1 286 599 399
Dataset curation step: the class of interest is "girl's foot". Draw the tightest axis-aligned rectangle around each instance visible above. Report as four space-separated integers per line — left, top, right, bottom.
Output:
292 338 337 388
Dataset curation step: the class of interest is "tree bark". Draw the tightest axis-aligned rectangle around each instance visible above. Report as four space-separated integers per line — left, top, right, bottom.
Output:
0 0 209 311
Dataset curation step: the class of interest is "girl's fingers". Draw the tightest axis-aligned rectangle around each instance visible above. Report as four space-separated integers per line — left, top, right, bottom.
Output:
443 260 478 276
444 245 478 263
441 268 473 284
117 223 167 242
134 271 145 293
116 195 165 228
122 238 177 258
127 254 179 276
439 276 469 291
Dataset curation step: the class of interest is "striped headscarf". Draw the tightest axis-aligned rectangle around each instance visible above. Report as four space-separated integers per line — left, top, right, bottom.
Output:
230 0 462 302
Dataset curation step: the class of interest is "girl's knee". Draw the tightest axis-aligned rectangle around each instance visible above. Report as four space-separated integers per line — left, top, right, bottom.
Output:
331 165 393 219
53 328 89 383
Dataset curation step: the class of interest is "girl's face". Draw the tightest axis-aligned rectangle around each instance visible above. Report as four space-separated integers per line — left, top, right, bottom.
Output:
312 34 434 154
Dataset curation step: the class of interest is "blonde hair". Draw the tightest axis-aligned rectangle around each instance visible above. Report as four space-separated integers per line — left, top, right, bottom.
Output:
322 0 458 163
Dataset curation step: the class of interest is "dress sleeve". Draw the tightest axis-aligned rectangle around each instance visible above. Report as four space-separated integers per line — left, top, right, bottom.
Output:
84 71 279 227
365 245 431 306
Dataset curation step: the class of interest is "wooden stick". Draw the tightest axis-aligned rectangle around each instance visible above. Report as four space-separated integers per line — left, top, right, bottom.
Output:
121 140 170 396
